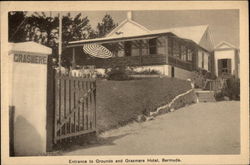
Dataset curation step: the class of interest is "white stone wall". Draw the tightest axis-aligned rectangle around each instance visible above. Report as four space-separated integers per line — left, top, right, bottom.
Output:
132 65 169 76
171 66 193 80
9 42 51 156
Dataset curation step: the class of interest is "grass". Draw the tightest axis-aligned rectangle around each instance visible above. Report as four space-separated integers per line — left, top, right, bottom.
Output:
96 77 191 132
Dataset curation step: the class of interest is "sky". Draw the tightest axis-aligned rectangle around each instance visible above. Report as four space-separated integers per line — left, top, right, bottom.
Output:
33 10 239 48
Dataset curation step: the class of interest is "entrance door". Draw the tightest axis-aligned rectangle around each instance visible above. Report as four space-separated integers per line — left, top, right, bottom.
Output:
218 59 231 77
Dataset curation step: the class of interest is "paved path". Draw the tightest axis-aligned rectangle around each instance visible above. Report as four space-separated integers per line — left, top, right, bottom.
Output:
63 101 240 155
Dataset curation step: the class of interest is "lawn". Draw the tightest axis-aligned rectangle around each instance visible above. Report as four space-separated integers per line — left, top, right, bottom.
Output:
96 77 192 132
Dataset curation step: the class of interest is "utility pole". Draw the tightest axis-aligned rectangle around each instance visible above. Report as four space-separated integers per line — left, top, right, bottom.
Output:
58 12 62 70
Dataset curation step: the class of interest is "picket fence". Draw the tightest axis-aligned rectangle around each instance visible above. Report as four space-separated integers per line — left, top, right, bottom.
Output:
53 72 96 144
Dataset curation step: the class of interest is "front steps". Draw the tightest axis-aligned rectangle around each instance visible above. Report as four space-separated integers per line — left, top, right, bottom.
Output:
195 90 216 102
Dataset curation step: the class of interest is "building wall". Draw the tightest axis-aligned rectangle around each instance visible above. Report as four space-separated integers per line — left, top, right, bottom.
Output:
204 51 209 71
198 50 203 68
214 49 236 77
169 66 193 80
197 49 210 71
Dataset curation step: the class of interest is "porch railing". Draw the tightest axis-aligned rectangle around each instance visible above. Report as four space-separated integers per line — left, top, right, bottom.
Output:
77 54 194 71
168 56 193 71
203 79 226 91
79 54 167 68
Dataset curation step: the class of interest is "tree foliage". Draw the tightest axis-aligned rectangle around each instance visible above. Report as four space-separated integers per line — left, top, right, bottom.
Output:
96 14 118 38
8 12 119 66
96 14 119 56
9 12 27 42
9 12 95 51
62 13 96 45
24 12 59 49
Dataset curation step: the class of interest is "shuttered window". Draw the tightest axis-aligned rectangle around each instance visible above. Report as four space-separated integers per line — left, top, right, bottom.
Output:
218 59 232 76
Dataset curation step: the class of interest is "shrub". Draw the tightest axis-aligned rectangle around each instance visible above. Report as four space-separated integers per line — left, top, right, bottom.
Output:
191 71 205 88
191 69 216 88
221 76 240 100
106 66 131 81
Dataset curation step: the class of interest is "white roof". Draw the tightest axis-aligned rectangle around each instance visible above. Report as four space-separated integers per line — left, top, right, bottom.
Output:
214 41 238 50
106 19 151 38
152 25 209 45
9 41 52 55
68 18 213 51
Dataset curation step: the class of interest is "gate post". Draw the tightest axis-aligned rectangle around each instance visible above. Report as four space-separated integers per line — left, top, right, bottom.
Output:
9 42 52 156
46 55 55 152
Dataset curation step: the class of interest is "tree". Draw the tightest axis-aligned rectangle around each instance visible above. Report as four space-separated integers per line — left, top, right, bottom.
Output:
25 12 59 48
9 12 96 66
62 13 94 46
8 12 27 42
9 12 95 48
96 14 118 38
96 14 119 56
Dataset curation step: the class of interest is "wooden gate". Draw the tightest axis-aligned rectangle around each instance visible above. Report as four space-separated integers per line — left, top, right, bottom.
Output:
53 72 96 144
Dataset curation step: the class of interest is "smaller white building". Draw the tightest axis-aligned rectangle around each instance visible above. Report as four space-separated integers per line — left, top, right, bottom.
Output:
213 41 240 78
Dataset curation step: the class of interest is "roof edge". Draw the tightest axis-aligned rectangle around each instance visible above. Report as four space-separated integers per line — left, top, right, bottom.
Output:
215 41 238 50
106 18 151 37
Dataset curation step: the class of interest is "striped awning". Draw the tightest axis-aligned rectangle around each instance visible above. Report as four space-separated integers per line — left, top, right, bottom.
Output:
83 44 113 58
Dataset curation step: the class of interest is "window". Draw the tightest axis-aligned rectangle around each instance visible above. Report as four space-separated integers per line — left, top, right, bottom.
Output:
181 45 187 61
187 49 193 61
202 52 204 68
131 43 140 56
173 40 180 58
149 38 157 55
168 37 173 56
141 40 148 55
222 59 227 68
218 59 232 76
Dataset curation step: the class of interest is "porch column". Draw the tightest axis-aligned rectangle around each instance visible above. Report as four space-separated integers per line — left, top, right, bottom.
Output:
139 41 142 65
164 35 169 64
72 47 76 69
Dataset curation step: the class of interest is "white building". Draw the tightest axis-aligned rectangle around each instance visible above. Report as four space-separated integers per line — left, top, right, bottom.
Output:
214 41 240 78
65 12 239 80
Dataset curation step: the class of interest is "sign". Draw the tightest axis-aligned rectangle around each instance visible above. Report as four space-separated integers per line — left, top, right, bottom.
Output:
14 54 47 64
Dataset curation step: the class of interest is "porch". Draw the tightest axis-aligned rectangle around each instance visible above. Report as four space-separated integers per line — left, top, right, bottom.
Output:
76 54 193 71
66 34 196 72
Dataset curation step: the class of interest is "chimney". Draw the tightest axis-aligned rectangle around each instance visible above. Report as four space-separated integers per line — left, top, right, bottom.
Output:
127 11 132 20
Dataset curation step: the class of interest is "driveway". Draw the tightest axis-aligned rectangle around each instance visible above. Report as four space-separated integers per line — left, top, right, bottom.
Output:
63 101 240 155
